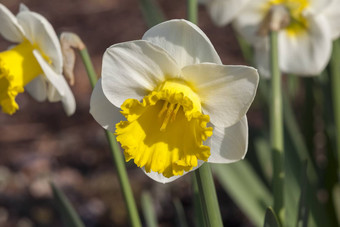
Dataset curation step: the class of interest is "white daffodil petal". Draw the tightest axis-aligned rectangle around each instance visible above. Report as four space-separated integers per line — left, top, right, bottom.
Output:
90 79 125 133
0 4 25 43
17 11 63 73
19 3 30 12
182 63 259 127
33 50 76 116
208 117 248 163
25 75 47 102
101 40 181 108
254 39 271 78
309 0 334 14
279 15 332 75
47 85 62 102
323 0 340 39
142 160 204 183
232 0 267 45
142 19 221 67
206 0 250 26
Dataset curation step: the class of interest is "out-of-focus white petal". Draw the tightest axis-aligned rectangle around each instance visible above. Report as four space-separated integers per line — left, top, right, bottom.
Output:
309 0 334 14
254 39 271 78
208 117 248 163
47 85 62 102
33 50 76 116
90 79 125 133
142 161 204 183
232 0 267 45
25 75 47 102
279 15 332 75
17 11 63 73
101 40 181 108
323 0 340 39
142 19 221 68
205 0 250 26
0 4 25 43
19 3 30 12
182 63 259 127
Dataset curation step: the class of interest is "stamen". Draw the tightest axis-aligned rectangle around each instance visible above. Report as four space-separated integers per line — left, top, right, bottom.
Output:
171 104 181 122
160 102 175 132
158 101 169 118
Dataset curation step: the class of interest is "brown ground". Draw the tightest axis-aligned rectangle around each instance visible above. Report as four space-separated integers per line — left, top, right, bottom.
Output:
0 0 253 226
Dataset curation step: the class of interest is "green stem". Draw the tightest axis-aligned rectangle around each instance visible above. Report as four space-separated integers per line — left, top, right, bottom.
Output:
195 164 223 227
79 48 141 227
270 31 284 223
187 0 198 24
330 39 340 182
187 1 223 226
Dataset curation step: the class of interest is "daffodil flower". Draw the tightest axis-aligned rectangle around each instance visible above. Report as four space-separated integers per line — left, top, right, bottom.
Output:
199 0 250 26
231 0 340 76
0 4 75 115
90 19 259 183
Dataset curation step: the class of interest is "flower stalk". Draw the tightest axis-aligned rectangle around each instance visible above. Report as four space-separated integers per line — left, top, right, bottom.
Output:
187 1 223 226
187 0 198 24
195 163 223 227
78 45 141 227
270 30 284 223
330 39 340 182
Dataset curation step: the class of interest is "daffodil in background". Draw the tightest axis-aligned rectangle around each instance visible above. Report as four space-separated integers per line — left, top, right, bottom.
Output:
199 0 250 26
90 19 259 183
203 0 340 77
0 4 75 115
235 0 340 77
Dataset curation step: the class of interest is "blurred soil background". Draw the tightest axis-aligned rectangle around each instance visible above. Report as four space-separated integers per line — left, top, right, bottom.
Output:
0 0 256 226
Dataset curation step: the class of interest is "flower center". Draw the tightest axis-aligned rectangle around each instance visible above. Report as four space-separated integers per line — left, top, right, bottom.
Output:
115 79 213 178
268 0 310 36
0 39 44 114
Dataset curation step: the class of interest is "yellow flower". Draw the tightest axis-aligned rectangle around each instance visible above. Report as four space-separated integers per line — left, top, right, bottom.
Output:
0 4 75 115
90 20 259 183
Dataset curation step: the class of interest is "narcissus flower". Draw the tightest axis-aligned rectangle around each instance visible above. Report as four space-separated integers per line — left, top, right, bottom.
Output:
90 19 259 183
0 4 75 115
231 0 340 76
199 0 250 26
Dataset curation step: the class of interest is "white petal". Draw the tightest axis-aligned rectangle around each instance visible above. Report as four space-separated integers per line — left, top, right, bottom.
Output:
142 161 204 184
19 3 30 12
25 75 47 102
279 15 332 75
323 0 340 39
182 63 259 127
0 4 25 42
254 39 271 78
142 19 222 68
205 0 250 26
208 117 248 163
101 40 181 108
33 50 76 116
47 85 62 102
309 0 334 14
17 11 63 73
90 79 125 133
232 0 267 45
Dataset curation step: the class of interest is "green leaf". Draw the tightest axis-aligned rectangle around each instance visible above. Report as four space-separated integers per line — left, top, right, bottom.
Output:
192 176 206 227
139 0 165 27
296 161 309 227
213 161 272 226
332 183 340 224
141 191 157 227
50 182 85 227
263 207 280 227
